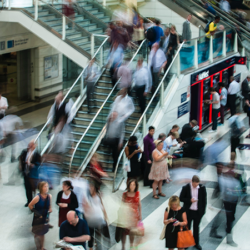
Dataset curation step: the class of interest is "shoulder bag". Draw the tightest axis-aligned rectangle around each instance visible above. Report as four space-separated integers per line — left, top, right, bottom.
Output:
159 224 167 240
177 226 195 248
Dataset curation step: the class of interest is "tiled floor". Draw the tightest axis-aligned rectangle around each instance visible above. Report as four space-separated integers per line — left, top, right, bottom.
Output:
0 110 250 250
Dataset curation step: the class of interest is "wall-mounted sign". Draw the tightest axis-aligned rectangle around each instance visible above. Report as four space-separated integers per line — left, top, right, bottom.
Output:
181 92 187 103
178 101 189 118
44 54 59 80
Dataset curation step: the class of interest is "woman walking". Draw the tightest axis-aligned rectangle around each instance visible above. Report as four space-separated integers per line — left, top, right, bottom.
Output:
28 181 52 250
149 140 170 199
121 179 142 250
56 180 78 226
163 195 187 250
125 136 142 184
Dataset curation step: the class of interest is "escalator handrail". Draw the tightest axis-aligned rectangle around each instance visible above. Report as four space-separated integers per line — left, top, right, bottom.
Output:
112 41 186 191
68 39 148 175
34 36 110 143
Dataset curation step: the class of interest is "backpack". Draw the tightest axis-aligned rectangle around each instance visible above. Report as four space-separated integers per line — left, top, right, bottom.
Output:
204 21 213 33
146 26 156 42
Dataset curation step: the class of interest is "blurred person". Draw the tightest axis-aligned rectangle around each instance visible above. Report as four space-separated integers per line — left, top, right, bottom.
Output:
202 16 220 61
28 181 52 250
180 120 197 141
114 20 130 49
149 43 167 93
19 140 41 206
121 179 142 250
163 195 188 250
47 91 67 130
60 210 90 249
163 132 185 154
162 27 170 54
228 113 245 153
165 25 179 70
105 88 134 172
105 22 113 45
203 1 216 15
134 58 152 114
147 19 164 49
143 126 155 187
203 87 210 124
228 76 240 116
208 87 220 133
89 153 108 189
117 58 132 91
219 82 227 125
62 0 75 29
84 58 100 113
83 179 109 250
149 140 170 199
218 162 243 246
180 175 207 250
134 18 145 44
0 92 8 119
125 136 142 184
167 124 180 136
242 75 250 113
220 0 231 13
158 133 166 141
182 14 192 42
56 180 79 226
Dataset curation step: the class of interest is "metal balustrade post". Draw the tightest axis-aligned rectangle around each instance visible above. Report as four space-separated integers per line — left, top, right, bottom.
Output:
103 0 106 7
62 16 66 40
177 52 181 76
143 115 147 137
34 0 38 21
160 83 164 107
8 0 11 10
242 47 246 57
91 35 94 58
100 47 103 68
194 39 198 69
209 36 213 63
222 30 226 57
234 33 238 53
80 73 84 96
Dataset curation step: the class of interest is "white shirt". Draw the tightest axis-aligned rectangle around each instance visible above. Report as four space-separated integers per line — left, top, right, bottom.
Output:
222 0 230 13
0 96 8 114
134 66 152 93
163 136 180 153
62 191 71 199
190 183 200 211
228 80 240 95
149 48 167 73
117 64 132 89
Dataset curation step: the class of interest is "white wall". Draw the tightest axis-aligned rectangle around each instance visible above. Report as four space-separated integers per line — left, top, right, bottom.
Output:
33 45 63 99
138 0 199 38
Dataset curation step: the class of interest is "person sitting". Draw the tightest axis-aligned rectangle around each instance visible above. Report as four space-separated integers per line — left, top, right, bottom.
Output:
180 120 197 141
163 132 185 155
167 124 179 136
60 211 90 249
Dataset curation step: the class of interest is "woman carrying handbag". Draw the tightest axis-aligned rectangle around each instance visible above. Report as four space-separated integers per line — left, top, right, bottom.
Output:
162 195 192 250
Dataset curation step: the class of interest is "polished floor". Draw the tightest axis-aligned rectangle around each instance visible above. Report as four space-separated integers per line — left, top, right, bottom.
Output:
0 108 249 250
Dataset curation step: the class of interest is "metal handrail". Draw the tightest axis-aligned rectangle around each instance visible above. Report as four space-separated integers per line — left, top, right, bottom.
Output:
112 41 186 191
34 36 110 143
68 38 148 175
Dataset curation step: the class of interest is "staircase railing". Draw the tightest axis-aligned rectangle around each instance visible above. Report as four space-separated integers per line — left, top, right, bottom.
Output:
35 35 110 155
68 39 148 176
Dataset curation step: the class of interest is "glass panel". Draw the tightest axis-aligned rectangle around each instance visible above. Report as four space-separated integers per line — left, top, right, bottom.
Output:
226 29 234 53
198 36 209 64
213 31 223 60
180 39 195 72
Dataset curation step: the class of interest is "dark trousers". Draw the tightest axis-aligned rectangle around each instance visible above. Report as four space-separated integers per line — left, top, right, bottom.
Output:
135 85 146 114
220 105 225 124
110 138 120 172
230 136 240 153
212 108 219 130
224 201 237 234
86 81 95 111
204 108 209 124
228 94 237 116
187 210 201 245
144 162 153 187
0 113 4 119
152 72 159 94
24 175 32 203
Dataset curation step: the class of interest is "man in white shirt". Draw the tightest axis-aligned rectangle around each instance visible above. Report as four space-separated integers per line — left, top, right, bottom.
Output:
163 132 185 154
134 58 152 113
180 175 207 250
149 43 167 93
228 76 240 116
209 87 220 132
0 93 8 119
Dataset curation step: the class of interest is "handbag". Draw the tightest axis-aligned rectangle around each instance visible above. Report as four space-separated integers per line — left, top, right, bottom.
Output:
130 221 144 236
159 224 166 240
176 226 196 249
123 158 131 172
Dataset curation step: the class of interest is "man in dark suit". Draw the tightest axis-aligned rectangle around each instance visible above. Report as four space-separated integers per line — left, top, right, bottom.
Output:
19 140 41 207
180 175 207 250
180 120 197 141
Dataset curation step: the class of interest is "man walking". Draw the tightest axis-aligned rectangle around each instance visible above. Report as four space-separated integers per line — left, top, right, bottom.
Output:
182 14 192 42
180 175 207 250
228 76 240 116
209 87 220 132
219 82 227 125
